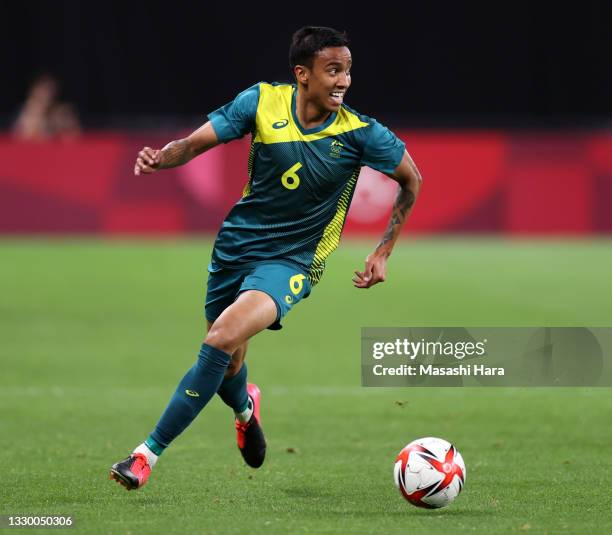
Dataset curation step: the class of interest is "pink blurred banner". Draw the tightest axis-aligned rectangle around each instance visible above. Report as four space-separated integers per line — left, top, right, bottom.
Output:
1 131 611 234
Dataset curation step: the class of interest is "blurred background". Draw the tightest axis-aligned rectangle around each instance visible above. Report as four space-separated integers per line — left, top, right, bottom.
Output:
1 0 611 235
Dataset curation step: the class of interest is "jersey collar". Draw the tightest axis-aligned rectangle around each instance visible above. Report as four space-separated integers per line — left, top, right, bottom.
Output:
291 85 338 135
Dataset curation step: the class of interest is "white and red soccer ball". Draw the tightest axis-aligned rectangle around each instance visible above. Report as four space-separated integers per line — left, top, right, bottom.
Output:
393 437 466 509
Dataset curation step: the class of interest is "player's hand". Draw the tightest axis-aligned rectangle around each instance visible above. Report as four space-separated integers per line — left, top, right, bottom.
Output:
353 252 388 289
134 147 162 175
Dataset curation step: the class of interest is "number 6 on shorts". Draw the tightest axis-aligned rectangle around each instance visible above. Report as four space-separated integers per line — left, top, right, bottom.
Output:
289 274 306 295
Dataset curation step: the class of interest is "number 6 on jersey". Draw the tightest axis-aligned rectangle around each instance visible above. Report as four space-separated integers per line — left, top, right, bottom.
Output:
281 162 303 190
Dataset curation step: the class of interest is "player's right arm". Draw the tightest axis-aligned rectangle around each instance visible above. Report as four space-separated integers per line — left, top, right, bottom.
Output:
134 121 220 175
134 84 260 176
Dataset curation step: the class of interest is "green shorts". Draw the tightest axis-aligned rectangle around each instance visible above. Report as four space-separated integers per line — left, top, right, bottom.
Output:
205 261 311 330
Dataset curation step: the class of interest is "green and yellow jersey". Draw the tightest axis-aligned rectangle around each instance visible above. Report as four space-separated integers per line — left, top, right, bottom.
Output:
208 82 405 285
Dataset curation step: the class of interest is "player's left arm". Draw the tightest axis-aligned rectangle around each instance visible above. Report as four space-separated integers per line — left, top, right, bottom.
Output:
353 150 422 288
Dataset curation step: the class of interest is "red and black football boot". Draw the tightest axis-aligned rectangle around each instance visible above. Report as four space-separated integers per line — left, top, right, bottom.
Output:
109 453 151 490
235 383 267 468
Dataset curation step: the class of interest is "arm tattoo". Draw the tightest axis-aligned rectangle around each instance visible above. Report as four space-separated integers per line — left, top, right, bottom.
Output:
377 185 416 250
159 139 192 169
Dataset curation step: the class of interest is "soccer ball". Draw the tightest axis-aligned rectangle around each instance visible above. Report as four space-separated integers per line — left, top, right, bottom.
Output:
393 437 466 509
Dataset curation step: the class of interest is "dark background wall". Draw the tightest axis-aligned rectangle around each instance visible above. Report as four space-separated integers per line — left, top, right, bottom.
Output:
2 1 611 128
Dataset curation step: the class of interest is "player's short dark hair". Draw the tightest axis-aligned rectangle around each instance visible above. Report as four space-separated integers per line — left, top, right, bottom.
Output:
289 26 349 69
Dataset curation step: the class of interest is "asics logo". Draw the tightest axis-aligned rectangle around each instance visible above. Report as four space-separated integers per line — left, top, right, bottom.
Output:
272 119 289 129
185 389 200 397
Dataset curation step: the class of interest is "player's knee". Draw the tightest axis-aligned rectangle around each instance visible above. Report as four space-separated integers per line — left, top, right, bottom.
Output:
204 325 241 355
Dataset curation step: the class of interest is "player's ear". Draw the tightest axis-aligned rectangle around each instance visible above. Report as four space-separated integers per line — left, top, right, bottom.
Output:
294 65 309 84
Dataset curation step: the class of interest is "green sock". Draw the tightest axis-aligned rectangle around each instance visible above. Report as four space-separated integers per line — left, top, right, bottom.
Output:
144 436 165 456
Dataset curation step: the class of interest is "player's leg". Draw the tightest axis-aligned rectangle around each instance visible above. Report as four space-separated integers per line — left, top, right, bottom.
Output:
207 295 273 468
214 321 250 419
110 291 276 489
204 289 277 352
110 264 310 489
214 263 312 467
213 322 256 435
208 314 268 469
148 290 274 448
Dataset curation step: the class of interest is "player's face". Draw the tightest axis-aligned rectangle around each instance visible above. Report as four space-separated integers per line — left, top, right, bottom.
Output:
307 46 352 112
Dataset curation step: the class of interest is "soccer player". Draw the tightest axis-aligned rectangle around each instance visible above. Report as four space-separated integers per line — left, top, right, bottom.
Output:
110 26 422 490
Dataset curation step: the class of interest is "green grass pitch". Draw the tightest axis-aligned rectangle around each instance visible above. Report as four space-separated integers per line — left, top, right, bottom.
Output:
1 238 611 534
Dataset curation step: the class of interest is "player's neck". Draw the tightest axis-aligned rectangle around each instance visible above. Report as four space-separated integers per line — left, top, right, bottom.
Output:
295 89 332 130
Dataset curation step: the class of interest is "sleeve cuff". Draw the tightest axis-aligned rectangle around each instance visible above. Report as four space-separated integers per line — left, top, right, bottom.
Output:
208 112 241 144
